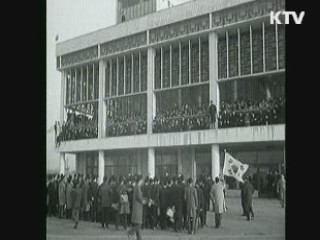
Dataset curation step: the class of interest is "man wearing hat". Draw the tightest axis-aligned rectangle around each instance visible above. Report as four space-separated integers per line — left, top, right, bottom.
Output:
242 176 255 221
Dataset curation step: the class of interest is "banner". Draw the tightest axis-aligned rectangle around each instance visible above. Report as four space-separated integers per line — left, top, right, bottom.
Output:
223 152 249 183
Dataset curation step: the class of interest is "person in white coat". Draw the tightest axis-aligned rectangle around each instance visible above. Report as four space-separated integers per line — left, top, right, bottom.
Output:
210 177 226 228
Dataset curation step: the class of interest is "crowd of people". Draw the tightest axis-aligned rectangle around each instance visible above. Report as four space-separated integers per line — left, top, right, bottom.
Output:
225 169 284 198
218 97 285 128
152 103 212 133
47 173 228 234
54 97 285 139
47 171 285 237
47 171 285 239
106 113 147 137
55 112 98 146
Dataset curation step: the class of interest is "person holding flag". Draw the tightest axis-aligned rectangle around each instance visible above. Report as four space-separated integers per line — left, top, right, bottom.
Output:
242 176 255 221
223 151 249 183
222 150 252 220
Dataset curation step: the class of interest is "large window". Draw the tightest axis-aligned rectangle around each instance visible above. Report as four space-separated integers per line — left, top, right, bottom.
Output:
104 150 141 177
58 63 99 142
155 149 178 178
218 22 285 79
153 85 210 133
106 94 147 137
154 35 208 90
218 73 285 128
85 152 98 177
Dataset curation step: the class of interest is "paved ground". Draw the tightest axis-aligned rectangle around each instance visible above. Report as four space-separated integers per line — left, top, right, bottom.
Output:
47 197 285 240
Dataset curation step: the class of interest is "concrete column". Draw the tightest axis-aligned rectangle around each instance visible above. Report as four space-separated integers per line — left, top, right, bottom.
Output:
177 148 182 175
209 32 219 106
147 48 155 134
98 151 105 185
137 149 142 175
191 147 196 180
211 144 220 180
98 60 106 138
234 80 238 101
60 71 65 123
60 153 65 174
283 146 286 175
148 148 155 178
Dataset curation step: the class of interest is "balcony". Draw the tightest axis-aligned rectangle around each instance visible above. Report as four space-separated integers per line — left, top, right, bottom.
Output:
56 124 285 153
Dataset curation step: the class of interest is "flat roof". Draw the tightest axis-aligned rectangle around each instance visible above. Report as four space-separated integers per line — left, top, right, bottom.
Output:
56 0 254 56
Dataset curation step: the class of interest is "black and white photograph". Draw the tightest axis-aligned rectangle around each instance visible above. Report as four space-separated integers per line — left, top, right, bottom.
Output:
46 0 286 239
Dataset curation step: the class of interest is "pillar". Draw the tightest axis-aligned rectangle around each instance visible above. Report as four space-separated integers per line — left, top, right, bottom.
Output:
98 151 105 185
177 148 182 175
191 147 196 180
283 146 286 175
60 71 65 123
98 60 106 138
209 32 219 108
60 153 65 174
234 80 238 101
147 48 156 134
211 144 220 180
137 149 142 175
148 148 155 178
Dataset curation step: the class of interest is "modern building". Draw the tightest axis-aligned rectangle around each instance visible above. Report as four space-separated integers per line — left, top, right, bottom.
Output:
55 0 285 190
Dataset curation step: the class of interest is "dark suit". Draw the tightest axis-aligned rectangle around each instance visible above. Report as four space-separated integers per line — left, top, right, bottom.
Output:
242 181 255 220
150 184 160 229
71 187 83 227
159 186 169 230
99 183 112 228
171 183 184 231
128 184 144 240
89 181 98 222
141 184 151 229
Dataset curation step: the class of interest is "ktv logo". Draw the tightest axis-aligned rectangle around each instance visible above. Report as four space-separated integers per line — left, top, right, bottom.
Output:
270 11 305 24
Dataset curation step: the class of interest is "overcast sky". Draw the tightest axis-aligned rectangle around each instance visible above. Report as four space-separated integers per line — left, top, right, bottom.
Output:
47 0 116 131
46 0 193 131
46 0 191 171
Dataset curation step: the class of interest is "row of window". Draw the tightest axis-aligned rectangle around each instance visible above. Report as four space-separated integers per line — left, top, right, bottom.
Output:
154 36 209 89
105 51 148 97
218 22 285 79
65 63 99 105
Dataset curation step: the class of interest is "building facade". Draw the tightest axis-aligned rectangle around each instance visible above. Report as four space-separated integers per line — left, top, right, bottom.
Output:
55 0 285 190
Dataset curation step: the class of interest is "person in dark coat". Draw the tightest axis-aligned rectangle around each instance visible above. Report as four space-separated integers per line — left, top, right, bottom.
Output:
209 101 217 129
195 181 205 228
151 177 161 229
184 178 198 234
127 180 134 226
141 177 150 229
66 176 73 219
200 180 207 226
71 180 83 229
81 176 90 221
178 176 187 230
242 177 255 221
171 177 184 232
240 182 245 216
205 176 213 212
99 176 112 228
159 180 169 230
128 175 145 240
115 176 127 230
119 183 130 230
47 176 57 217
89 176 98 222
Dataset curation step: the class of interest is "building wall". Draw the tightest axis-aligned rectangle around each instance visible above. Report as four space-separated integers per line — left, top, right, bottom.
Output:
57 125 285 153
56 0 255 56
46 127 60 173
